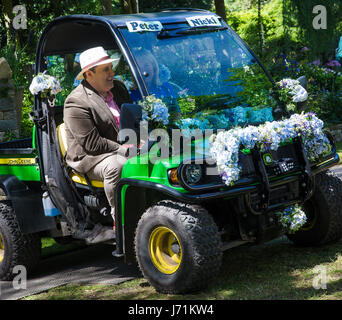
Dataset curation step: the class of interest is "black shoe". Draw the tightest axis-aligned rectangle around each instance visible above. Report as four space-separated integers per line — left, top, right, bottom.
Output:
71 223 115 244
84 224 115 244
73 223 115 244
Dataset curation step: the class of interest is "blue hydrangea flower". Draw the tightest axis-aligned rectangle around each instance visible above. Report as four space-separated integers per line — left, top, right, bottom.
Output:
276 204 307 233
231 106 249 126
139 95 170 129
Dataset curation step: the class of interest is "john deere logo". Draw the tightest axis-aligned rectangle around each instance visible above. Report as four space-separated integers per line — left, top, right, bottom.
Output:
263 153 273 166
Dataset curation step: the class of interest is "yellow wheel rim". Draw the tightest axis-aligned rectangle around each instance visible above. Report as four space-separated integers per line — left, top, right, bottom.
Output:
0 233 4 263
149 226 182 274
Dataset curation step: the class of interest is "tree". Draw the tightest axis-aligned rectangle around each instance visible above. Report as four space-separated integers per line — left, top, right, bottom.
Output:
287 0 342 61
214 0 226 21
140 0 212 12
256 0 265 57
101 0 113 14
248 0 266 57
1 0 14 46
120 0 137 13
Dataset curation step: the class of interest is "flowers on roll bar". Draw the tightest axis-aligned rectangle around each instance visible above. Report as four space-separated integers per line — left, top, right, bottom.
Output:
277 78 308 112
29 71 62 98
139 94 170 129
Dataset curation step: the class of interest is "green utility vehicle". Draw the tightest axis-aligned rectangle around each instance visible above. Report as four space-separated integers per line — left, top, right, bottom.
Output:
0 9 342 294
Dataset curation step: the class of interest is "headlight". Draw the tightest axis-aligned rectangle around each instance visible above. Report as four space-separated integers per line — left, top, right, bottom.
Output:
168 168 179 185
184 164 202 185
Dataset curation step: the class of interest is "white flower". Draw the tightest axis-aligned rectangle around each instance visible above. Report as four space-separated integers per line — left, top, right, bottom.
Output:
292 85 308 103
278 78 308 104
29 72 62 97
276 204 307 233
243 65 250 73
237 126 259 149
209 112 331 187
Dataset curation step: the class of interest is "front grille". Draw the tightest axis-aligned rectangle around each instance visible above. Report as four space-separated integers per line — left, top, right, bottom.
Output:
240 143 301 179
249 180 300 210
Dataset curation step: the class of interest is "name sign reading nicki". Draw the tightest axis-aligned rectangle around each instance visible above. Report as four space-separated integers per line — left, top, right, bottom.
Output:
186 15 221 28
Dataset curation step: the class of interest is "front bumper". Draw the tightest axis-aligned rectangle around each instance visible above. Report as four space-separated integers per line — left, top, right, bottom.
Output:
116 151 338 209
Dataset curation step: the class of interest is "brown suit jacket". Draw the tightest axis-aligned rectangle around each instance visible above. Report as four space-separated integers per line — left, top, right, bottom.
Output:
63 79 132 173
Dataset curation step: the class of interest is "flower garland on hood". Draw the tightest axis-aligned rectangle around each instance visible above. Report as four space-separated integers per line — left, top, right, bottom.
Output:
209 112 331 187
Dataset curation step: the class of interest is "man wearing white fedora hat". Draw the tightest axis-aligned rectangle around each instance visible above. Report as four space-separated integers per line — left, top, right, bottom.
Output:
64 46 134 230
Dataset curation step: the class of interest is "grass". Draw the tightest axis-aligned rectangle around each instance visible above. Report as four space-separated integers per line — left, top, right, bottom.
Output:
41 237 86 258
24 236 342 300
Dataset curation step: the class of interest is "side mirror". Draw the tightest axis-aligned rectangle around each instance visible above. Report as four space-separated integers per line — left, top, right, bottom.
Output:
118 103 142 144
297 75 307 90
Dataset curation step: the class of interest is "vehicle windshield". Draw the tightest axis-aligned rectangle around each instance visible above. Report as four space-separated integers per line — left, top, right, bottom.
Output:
121 21 276 130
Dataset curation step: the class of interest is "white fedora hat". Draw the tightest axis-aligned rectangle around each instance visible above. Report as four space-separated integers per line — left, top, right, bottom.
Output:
76 46 117 80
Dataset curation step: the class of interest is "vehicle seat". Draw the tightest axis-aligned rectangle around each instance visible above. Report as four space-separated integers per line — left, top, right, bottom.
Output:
56 123 104 188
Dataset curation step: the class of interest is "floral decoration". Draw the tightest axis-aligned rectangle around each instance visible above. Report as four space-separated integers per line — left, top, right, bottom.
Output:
277 78 308 112
209 112 331 187
29 71 62 98
176 118 208 131
276 204 307 234
139 94 169 129
249 107 273 123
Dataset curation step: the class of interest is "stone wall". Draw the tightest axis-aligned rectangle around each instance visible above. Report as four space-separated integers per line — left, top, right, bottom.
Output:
0 57 20 142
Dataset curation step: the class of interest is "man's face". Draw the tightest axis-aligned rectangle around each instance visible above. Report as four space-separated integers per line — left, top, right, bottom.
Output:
86 62 114 94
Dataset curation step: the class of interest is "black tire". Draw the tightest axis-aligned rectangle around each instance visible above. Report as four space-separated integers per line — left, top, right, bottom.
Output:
0 202 41 280
287 169 342 246
135 200 222 294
